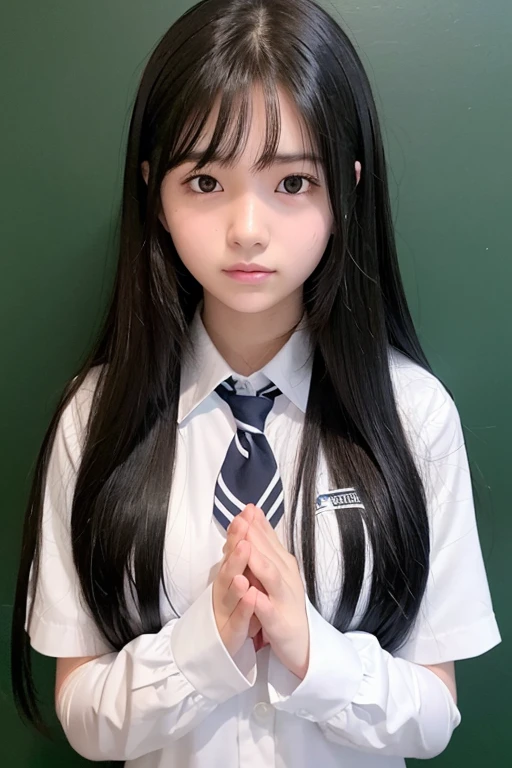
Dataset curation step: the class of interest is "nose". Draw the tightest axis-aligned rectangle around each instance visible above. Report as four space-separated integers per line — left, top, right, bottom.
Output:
227 192 270 251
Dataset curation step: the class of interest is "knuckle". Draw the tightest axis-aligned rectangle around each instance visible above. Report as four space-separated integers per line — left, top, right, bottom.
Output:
261 555 275 574
234 541 248 563
233 573 248 593
265 562 281 589
226 540 243 565
229 517 243 536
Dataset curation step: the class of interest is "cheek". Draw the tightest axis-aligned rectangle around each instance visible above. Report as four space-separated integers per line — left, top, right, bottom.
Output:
163 206 218 270
160 185 332 275
283 212 332 268
158 178 218 266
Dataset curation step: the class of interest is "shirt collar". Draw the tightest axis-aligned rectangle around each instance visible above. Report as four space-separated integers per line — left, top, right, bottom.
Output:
178 304 314 424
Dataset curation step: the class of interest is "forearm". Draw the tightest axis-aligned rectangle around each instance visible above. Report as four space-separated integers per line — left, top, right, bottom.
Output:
316 639 459 757
56 583 256 761
267 596 461 759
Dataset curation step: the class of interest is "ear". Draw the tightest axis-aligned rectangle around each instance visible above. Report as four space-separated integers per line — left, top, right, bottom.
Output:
331 161 362 234
140 160 170 233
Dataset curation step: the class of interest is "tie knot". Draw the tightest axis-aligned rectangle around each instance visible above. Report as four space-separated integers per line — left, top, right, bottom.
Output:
215 376 281 432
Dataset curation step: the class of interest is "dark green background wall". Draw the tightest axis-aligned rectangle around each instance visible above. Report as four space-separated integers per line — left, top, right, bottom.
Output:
1 0 510 764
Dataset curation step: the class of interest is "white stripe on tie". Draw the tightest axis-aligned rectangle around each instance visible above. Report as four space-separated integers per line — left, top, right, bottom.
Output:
234 418 261 434
234 432 249 459
218 473 246 511
256 467 280 509
267 488 284 520
214 495 236 522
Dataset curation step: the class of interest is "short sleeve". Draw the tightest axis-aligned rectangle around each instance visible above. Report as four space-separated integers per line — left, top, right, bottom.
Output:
389 350 501 664
25 367 114 658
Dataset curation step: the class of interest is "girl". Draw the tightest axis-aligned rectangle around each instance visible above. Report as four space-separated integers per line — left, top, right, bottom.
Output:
11 0 501 766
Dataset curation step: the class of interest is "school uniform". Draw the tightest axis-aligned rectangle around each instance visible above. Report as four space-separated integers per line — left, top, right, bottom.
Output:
25 303 501 767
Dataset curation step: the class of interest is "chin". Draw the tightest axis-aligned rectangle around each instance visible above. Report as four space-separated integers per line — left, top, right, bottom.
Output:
219 292 286 315
223 301 277 316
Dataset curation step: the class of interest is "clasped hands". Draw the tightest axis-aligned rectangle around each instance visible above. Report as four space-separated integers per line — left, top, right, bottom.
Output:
221 503 310 680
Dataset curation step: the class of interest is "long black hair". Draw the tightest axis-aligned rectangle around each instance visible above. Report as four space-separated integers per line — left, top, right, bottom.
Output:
12 0 440 735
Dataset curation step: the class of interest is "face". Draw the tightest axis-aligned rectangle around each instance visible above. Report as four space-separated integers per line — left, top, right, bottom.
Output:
142 85 358 320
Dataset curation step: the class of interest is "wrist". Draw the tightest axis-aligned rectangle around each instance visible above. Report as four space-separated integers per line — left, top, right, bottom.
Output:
288 648 309 680
278 631 309 679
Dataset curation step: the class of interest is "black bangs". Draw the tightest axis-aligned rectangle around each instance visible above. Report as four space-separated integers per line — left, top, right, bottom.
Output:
167 74 320 176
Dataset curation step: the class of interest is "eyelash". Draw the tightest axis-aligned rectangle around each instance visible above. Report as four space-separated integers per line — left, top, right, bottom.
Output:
181 172 320 196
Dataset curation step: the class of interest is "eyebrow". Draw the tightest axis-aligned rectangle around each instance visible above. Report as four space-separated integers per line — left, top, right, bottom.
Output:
179 150 323 169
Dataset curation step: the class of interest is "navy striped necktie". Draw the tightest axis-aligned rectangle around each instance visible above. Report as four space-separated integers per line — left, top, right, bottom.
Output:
213 375 285 530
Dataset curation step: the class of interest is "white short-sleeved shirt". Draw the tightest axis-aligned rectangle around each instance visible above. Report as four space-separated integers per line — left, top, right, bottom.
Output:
25 305 501 767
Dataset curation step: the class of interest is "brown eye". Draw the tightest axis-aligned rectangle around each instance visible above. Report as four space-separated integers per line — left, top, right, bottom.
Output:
188 175 220 194
283 176 304 194
277 174 317 195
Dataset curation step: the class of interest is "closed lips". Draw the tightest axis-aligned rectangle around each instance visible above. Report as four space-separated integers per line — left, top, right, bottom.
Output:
225 264 274 272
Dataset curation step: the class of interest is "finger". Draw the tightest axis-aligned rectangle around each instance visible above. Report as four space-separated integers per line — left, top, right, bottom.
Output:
255 504 278 533
223 506 283 580
223 505 267 558
243 565 267 594
247 543 283 600
235 504 256 527
214 569 250 641
229 509 254 535
230 573 250 600
245 518 289 572
229 514 251 537
223 539 250 581
252 589 277 635
218 540 252 615
248 613 262 638
222 516 250 557
252 504 285 549
224 585 258 650
226 505 255 538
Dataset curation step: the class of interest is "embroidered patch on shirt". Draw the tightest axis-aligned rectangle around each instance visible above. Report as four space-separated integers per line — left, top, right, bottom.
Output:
315 487 365 514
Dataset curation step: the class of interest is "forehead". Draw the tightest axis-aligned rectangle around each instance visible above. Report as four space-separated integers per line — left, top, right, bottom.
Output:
182 82 319 171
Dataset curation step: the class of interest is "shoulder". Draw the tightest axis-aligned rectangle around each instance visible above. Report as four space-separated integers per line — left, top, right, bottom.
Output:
387 347 463 462
58 365 105 469
387 346 450 417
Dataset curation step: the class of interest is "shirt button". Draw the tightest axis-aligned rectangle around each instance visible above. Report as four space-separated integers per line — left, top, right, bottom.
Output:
252 701 273 723
296 708 310 717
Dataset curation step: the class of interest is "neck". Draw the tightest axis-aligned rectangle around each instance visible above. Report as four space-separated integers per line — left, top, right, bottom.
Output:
201 290 304 375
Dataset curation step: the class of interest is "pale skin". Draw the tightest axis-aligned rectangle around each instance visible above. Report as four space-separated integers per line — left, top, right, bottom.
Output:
55 83 456 707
